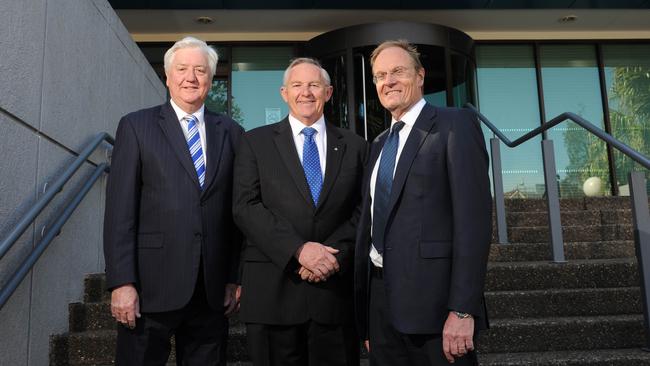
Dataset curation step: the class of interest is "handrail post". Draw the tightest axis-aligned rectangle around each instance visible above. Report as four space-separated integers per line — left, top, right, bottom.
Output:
491 138 508 244
541 139 566 263
629 171 650 351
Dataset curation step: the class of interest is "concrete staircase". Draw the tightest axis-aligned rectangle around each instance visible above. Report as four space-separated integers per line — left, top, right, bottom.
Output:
49 197 650 365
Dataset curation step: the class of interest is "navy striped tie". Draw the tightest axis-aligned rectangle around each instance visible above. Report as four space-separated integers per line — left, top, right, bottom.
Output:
372 121 405 254
184 115 206 189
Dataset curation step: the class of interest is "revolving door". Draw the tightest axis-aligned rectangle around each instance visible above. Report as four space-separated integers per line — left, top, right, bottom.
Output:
306 22 476 142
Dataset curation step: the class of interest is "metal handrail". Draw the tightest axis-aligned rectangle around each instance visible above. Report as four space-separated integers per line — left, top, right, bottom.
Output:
466 103 650 169
0 132 114 261
466 103 650 349
0 132 113 310
0 163 108 309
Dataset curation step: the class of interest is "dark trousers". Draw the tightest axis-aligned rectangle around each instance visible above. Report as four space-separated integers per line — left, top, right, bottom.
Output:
115 272 228 366
246 320 359 366
368 270 478 366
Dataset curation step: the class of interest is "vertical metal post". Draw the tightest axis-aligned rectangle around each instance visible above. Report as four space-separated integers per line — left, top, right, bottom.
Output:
629 171 650 351
542 140 566 263
491 138 508 244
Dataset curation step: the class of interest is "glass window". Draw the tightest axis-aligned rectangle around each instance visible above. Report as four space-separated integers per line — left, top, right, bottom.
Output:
451 52 473 108
321 54 349 130
540 44 611 198
419 45 447 107
231 47 294 130
602 44 650 195
476 45 545 198
205 79 231 116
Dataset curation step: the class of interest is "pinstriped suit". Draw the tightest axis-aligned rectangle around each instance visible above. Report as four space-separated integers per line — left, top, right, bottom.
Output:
103 102 243 364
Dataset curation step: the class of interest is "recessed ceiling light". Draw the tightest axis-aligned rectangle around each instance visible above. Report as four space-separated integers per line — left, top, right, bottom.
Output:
559 15 578 23
195 16 214 25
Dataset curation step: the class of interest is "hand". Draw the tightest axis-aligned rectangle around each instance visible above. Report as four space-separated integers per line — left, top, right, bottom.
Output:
298 266 326 282
224 283 239 316
295 242 340 279
364 340 370 352
442 311 475 363
111 284 140 329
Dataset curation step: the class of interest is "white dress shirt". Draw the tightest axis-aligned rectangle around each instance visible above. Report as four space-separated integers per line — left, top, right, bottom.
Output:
288 114 327 176
170 99 208 168
369 98 426 267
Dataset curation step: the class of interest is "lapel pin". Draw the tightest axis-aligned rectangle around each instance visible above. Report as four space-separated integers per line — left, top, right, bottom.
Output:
334 147 338 151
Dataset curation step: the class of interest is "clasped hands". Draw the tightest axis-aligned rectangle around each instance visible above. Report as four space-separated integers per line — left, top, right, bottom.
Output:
295 241 339 283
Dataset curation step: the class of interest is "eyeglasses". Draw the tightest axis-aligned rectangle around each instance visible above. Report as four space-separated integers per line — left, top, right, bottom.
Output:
372 66 413 84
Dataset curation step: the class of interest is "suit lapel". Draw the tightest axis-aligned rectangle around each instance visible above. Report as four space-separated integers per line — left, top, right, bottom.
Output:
157 103 200 189
201 112 225 196
273 119 314 208
387 104 438 213
316 123 345 210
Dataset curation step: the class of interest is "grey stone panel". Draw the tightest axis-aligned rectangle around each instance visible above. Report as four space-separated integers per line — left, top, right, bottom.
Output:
28 139 104 366
0 114 38 288
40 0 111 153
0 279 31 366
0 0 46 127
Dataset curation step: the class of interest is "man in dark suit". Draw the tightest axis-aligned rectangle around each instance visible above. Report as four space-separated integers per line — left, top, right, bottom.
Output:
233 58 367 366
354 40 492 366
104 36 243 365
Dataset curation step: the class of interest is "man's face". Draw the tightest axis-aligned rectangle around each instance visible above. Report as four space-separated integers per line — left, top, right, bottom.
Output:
372 46 425 120
281 63 333 126
166 47 212 113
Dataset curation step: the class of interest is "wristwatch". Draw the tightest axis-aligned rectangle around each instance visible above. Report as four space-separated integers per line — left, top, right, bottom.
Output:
453 311 472 319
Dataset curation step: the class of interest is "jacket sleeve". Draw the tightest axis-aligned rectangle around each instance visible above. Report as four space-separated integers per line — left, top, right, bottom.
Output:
103 116 141 290
446 109 493 316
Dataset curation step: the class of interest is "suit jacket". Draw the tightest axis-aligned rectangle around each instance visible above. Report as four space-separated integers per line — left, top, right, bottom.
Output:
354 104 492 336
233 118 367 325
103 102 243 313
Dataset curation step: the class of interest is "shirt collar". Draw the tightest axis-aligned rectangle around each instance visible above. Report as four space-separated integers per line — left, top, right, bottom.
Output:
391 98 426 129
170 99 205 125
288 114 326 138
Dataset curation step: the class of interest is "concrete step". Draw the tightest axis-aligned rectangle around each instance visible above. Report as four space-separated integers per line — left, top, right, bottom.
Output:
50 323 248 365
500 209 632 228
83 273 109 303
502 197 637 213
477 314 645 353
488 241 636 262
485 258 639 291
505 224 633 243
478 348 650 366
485 287 642 319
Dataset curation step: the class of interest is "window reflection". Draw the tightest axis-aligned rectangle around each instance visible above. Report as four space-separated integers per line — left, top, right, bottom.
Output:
602 44 650 195
231 47 294 131
476 45 545 198
540 44 611 198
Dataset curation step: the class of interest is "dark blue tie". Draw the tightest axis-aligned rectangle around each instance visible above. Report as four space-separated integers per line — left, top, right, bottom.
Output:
372 121 405 254
302 127 322 205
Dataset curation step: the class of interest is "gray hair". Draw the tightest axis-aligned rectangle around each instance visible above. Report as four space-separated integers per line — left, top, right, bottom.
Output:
370 39 423 71
283 57 331 86
164 36 218 77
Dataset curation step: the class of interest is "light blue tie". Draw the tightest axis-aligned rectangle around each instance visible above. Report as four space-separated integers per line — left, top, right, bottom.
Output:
372 121 405 254
184 115 206 189
302 127 322 205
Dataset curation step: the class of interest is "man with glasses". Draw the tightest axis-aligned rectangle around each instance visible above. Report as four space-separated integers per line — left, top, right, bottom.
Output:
354 40 492 366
